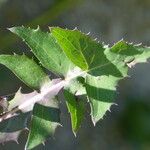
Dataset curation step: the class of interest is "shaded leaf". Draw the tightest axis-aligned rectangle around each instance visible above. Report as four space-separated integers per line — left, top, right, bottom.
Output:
25 99 61 150
0 131 21 144
0 112 30 144
64 77 86 134
0 113 30 132
86 74 119 124
0 55 49 89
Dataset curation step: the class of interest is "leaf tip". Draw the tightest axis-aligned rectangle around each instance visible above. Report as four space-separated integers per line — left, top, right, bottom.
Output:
92 118 97 126
7 27 16 33
73 131 77 137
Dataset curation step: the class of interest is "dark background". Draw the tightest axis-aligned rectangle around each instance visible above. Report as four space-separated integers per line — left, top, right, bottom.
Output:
0 0 150 149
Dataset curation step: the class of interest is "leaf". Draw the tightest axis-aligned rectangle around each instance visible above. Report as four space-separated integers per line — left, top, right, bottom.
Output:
51 27 121 77
0 131 21 144
105 40 150 76
8 88 38 113
25 99 61 150
0 112 30 144
25 79 63 149
64 77 86 134
9 26 74 76
0 55 49 89
51 27 122 124
86 42 150 124
51 28 150 125
86 75 119 124
86 41 150 124
0 113 30 132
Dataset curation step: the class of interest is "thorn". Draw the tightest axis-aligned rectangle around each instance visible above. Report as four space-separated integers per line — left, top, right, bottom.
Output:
73 27 77 31
103 44 109 49
15 140 19 144
92 119 96 126
25 127 29 131
121 38 124 41
135 43 142 46
86 32 90 35
35 25 40 31
73 131 77 137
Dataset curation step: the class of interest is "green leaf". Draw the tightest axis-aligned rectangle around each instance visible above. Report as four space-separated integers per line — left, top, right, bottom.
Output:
51 28 104 72
64 77 86 134
51 27 122 77
0 55 49 89
105 40 150 76
51 27 122 124
86 42 150 124
26 99 61 150
86 74 119 124
9 26 73 76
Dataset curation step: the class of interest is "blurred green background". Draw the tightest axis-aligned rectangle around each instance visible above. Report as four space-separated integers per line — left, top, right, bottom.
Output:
0 0 150 150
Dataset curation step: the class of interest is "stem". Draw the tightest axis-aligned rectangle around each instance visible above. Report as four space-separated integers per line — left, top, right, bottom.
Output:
0 69 86 122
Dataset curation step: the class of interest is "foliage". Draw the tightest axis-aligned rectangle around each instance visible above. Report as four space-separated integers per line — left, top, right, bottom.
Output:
0 26 149 149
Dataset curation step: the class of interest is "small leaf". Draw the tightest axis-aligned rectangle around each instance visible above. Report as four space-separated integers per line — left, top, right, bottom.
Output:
0 112 30 144
25 99 61 150
0 131 21 144
86 74 119 124
0 113 30 132
9 26 74 76
105 40 150 76
0 55 49 89
64 77 86 134
8 88 38 112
